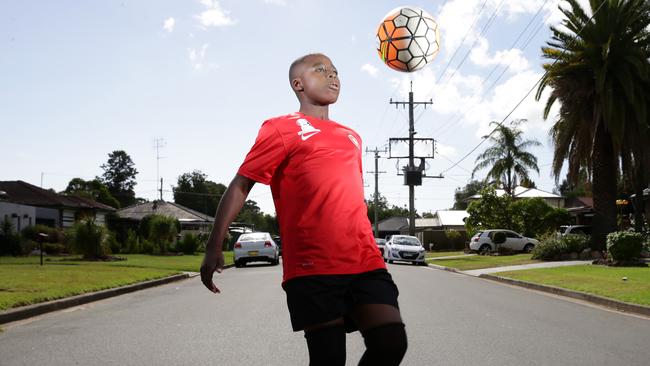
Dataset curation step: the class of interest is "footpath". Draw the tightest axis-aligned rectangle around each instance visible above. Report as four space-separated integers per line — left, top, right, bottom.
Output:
426 257 650 317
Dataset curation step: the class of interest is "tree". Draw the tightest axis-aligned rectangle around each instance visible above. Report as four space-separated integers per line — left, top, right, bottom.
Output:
173 170 226 215
452 180 487 210
464 187 514 236
472 120 541 196
100 150 138 208
366 193 415 225
63 178 120 209
536 0 650 250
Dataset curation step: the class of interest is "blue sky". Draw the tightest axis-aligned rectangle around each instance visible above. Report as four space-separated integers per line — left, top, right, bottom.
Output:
1 0 581 215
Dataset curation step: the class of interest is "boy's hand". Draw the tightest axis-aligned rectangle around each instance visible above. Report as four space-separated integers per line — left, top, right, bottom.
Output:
200 251 225 293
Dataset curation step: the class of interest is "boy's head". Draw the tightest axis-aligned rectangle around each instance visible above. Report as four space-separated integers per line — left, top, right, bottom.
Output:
289 53 340 105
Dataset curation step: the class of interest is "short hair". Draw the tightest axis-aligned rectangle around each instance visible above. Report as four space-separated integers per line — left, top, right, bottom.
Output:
288 53 326 83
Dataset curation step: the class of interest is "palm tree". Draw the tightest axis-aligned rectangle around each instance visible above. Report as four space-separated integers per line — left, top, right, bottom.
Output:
472 120 541 196
536 0 650 250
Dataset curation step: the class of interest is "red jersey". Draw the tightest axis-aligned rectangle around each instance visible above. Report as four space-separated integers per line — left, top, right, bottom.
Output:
237 112 386 282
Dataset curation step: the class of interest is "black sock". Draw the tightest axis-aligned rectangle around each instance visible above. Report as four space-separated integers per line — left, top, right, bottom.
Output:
358 323 407 366
304 324 346 366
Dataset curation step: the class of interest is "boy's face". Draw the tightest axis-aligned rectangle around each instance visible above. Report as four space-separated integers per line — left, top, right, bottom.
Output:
293 54 340 105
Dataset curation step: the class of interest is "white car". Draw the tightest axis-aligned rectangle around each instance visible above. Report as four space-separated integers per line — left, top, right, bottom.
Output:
234 232 280 267
469 229 539 254
383 235 426 265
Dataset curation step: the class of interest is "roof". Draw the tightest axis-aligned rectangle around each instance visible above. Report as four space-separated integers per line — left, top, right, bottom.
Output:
468 186 562 200
0 180 116 211
377 217 409 231
435 210 469 226
414 218 439 228
116 200 214 223
564 196 593 209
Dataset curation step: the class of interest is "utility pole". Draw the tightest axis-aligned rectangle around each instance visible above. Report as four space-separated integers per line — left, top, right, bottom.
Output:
366 147 387 238
153 138 166 201
389 81 438 236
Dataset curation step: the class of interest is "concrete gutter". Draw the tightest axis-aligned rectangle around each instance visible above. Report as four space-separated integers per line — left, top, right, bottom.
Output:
0 264 233 325
480 274 650 318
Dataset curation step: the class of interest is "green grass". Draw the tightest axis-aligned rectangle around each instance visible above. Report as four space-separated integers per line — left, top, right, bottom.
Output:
426 251 466 259
432 254 540 271
0 264 178 311
0 252 235 311
495 265 650 306
0 252 234 272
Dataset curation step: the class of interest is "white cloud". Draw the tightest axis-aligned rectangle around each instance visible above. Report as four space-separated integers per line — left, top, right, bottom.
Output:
163 17 175 32
196 0 236 28
188 44 210 70
470 38 529 73
264 0 287 6
361 64 379 77
436 142 457 158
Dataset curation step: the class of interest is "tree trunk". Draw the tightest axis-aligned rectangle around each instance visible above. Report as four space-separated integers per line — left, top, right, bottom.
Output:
633 151 645 233
591 122 618 251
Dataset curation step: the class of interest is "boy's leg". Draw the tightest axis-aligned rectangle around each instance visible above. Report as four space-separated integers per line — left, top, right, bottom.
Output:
351 303 407 365
303 318 346 366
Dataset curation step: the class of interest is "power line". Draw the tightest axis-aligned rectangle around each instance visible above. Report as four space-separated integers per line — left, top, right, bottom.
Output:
437 0 608 176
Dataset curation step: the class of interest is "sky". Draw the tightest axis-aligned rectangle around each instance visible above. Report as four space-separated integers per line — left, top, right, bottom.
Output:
0 0 588 216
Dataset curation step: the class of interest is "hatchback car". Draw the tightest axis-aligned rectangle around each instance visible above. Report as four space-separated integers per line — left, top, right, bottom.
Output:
557 225 592 236
234 232 280 267
469 229 539 254
383 235 426 265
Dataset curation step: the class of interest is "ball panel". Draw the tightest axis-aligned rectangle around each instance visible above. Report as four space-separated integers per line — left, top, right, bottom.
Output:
393 14 408 27
389 59 408 72
392 37 411 50
391 27 412 40
397 49 413 63
400 7 419 18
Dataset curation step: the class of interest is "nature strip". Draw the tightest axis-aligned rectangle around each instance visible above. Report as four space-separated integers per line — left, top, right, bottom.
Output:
480 274 650 318
0 273 191 324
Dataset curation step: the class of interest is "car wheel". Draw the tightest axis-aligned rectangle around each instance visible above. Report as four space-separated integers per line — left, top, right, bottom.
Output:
234 260 241 268
388 259 393 264
523 244 534 253
479 244 491 255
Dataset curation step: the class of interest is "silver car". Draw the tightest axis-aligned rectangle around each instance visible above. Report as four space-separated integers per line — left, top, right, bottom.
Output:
234 232 280 267
383 235 426 265
469 229 539 254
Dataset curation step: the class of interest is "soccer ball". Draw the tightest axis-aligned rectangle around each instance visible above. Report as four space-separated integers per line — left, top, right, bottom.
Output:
376 6 441 72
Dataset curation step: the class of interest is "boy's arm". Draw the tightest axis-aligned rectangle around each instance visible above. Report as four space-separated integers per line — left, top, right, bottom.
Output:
200 174 256 293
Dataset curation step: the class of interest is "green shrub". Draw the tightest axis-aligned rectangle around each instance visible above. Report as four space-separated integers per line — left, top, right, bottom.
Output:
531 234 589 261
0 220 22 256
124 229 140 254
141 239 154 254
531 237 565 260
42 242 66 255
105 231 120 254
70 219 107 259
148 215 179 254
21 224 65 243
178 233 200 254
607 231 643 261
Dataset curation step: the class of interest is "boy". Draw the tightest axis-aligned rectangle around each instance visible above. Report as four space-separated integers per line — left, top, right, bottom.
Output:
200 53 407 366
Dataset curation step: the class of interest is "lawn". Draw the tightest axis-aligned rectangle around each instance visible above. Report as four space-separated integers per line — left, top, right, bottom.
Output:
495 265 650 306
0 252 234 272
426 251 465 259
432 254 540 271
0 252 235 311
0 264 178 311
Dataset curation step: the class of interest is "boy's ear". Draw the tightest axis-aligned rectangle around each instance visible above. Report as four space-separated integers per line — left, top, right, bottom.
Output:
291 78 304 93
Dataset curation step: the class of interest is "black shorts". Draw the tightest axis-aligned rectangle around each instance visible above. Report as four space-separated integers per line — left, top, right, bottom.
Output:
282 268 400 332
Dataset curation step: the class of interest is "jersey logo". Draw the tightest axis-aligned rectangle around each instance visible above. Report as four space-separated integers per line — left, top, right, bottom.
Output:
348 134 360 150
296 118 321 141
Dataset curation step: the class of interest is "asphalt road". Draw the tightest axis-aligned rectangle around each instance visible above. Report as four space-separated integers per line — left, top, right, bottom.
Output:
1 262 649 365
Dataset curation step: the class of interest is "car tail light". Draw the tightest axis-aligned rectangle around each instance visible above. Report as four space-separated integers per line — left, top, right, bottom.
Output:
264 241 272 247
234 242 242 249
473 237 479 242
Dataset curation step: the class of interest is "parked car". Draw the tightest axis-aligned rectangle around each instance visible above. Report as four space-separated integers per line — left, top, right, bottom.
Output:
234 232 280 267
469 229 539 254
557 225 592 236
383 235 426 265
375 238 386 255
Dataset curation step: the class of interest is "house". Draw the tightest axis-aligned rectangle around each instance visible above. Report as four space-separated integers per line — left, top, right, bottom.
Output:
375 216 409 239
115 200 214 236
0 180 116 232
399 210 470 250
563 196 594 225
467 185 565 208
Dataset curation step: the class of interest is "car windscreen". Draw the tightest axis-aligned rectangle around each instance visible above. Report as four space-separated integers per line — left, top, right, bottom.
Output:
393 237 420 246
238 233 267 241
